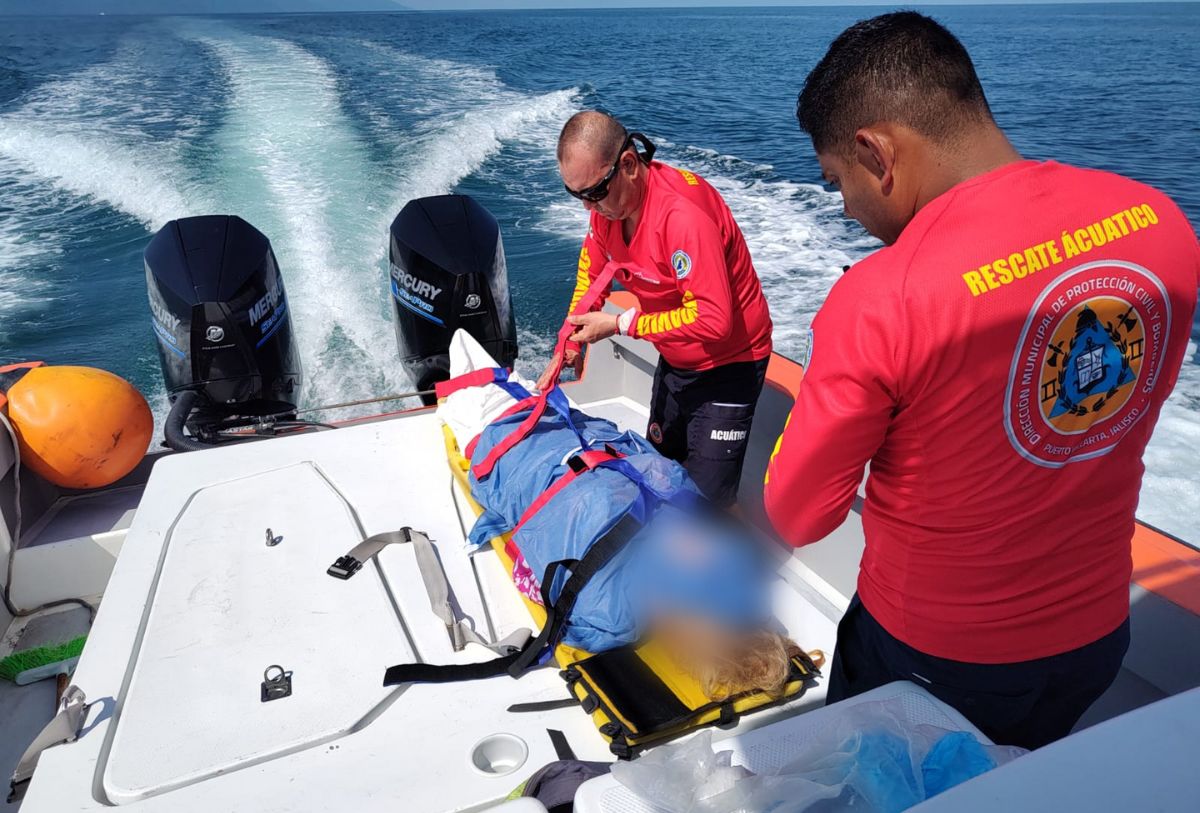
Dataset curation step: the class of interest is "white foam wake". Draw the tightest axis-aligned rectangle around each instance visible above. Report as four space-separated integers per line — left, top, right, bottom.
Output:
358 42 579 215
0 123 203 232
0 29 212 236
0 156 60 325
1140 342 1200 543
0 31 210 365
194 29 404 412
328 41 580 394
188 30 581 415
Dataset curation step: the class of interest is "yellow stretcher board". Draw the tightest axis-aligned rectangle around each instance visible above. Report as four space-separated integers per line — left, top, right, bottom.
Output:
443 424 821 758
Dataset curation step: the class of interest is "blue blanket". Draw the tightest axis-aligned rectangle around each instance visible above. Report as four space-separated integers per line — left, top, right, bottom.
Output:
468 404 772 652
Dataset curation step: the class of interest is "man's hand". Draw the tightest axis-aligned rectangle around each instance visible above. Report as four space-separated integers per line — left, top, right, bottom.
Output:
566 311 619 345
536 347 586 392
535 312 615 391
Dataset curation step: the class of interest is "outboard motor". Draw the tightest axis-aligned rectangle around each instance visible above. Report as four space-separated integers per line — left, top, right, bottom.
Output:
389 195 517 404
144 215 303 450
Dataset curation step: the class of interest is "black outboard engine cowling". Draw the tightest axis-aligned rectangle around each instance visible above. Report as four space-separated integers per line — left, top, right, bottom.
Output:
144 215 302 448
389 195 517 403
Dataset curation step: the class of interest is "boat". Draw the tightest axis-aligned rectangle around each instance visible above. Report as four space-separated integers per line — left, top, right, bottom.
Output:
1 195 1197 812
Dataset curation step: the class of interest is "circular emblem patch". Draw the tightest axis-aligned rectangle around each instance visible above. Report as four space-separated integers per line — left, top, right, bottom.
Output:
648 422 664 445
670 250 692 279
205 325 225 342
464 293 482 310
1004 260 1171 468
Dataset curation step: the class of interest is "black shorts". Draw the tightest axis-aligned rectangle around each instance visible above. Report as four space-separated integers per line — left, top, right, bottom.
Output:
647 356 768 507
827 594 1130 750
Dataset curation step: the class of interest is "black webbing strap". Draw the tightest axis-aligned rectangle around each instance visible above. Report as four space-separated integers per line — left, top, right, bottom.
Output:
504 512 642 677
547 728 576 761
383 651 521 686
382 512 643 687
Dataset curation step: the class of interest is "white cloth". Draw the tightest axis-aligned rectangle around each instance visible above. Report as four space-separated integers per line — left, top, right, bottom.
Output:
435 330 547 449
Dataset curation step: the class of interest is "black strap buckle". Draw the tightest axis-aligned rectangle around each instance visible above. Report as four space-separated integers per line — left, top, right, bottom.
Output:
326 555 362 580
599 721 623 738
568 445 622 475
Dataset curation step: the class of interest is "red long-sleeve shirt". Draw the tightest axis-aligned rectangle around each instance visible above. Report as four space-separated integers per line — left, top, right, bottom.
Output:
765 160 1199 663
567 161 772 370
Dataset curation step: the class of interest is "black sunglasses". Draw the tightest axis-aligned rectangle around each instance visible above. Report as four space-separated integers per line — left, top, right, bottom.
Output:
564 132 657 203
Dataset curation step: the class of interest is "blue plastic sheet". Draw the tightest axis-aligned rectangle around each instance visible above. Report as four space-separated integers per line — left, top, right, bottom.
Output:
612 699 1028 812
466 404 773 652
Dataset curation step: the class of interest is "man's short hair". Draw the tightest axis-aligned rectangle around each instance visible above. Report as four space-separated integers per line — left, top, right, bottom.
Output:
557 111 627 163
796 12 993 156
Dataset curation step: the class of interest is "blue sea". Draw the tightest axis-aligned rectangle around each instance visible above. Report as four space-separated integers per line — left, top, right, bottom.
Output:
0 4 1197 540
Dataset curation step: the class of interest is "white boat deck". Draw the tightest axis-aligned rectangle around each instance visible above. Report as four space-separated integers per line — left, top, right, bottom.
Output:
19 397 838 812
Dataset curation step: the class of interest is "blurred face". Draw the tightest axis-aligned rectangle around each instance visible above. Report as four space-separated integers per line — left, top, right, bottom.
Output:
559 143 645 222
817 137 911 246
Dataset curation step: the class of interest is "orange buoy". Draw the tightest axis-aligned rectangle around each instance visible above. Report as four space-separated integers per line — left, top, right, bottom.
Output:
2 365 153 489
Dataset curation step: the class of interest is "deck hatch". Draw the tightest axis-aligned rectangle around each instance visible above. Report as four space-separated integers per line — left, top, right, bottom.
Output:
102 462 411 803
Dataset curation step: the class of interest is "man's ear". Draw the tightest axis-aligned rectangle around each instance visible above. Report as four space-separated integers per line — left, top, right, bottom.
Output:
853 128 896 195
621 150 640 179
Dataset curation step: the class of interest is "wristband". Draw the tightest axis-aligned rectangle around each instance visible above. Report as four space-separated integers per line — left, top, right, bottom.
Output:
617 307 637 337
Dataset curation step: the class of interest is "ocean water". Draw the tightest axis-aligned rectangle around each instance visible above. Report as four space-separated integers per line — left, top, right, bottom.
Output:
0 4 1197 541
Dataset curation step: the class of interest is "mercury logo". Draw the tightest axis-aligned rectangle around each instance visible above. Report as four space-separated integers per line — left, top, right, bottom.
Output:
205 325 225 342
150 297 180 331
710 429 747 442
465 293 482 310
390 265 442 301
249 277 283 327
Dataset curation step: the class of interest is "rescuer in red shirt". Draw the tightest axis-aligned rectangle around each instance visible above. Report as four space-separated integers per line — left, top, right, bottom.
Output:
538 111 773 506
766 12 1199 749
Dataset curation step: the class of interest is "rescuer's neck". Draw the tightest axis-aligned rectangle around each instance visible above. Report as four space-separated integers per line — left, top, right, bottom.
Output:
913 124 1023 215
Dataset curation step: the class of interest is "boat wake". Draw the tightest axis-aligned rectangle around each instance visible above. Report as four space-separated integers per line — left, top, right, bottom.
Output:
0 17 1195 542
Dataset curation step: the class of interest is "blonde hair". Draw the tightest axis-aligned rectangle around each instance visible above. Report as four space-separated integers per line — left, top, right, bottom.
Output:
700 631 805 701
656 620 824 701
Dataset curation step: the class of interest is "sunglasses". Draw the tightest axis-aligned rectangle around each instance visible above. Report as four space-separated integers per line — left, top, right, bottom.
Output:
564 132 657 203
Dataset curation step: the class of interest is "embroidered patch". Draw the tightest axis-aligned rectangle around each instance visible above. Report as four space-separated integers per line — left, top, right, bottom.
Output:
671 249 692 279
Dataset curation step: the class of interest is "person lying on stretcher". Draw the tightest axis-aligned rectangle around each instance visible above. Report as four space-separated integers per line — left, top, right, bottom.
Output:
439 331 806 700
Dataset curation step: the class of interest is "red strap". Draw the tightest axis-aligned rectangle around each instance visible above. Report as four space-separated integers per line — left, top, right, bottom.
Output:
498 396 541 422
463 396 540 460
546 260 623 381
435 367 503 400
471 394 551 479
504 537 522 563
504 449 621 563
472 262 622 479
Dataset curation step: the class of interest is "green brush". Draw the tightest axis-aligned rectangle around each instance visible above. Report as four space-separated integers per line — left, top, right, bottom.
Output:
0 635 86 685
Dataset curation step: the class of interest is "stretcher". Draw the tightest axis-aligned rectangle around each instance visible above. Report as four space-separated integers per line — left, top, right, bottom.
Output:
441 422 822 758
